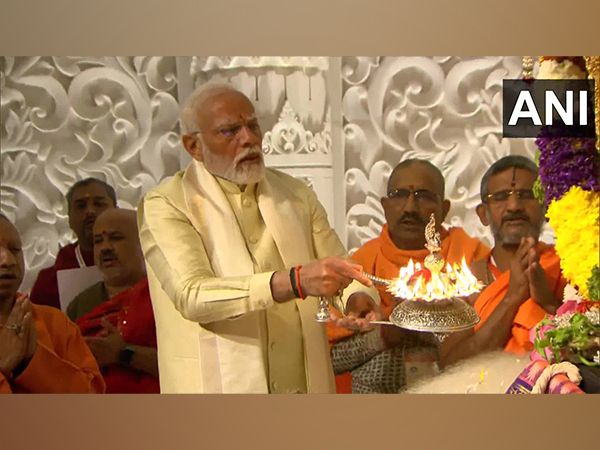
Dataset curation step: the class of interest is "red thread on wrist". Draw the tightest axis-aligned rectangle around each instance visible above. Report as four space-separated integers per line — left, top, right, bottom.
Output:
295 265 306 299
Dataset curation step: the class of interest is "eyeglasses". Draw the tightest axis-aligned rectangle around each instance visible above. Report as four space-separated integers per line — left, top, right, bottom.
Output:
386 188 440 206
484 188 536 203
190 118 261 140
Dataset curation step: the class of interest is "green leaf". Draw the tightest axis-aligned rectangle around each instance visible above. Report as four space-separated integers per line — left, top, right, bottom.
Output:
587 265 600 302
534 310 600 363
533 177 545 205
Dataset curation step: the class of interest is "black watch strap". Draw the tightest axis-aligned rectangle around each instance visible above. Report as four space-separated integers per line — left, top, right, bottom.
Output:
118 346 135 368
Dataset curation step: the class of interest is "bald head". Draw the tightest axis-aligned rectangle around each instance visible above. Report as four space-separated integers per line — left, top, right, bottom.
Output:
0 213 24 303
94 209 139 240
381 159 450 251
387 159 445 198
93 208 145 288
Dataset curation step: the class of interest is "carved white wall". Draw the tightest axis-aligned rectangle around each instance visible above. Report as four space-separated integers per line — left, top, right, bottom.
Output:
341 56 554 254
1 57 182 292
1 56 552 295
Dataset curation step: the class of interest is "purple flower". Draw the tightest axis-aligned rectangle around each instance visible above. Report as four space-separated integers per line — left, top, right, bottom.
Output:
535 128 599 206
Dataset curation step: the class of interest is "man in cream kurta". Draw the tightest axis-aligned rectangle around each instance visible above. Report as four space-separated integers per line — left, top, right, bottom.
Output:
138 83 379 393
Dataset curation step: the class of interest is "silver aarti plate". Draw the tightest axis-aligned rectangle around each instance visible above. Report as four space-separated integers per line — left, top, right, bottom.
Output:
388 297 480 333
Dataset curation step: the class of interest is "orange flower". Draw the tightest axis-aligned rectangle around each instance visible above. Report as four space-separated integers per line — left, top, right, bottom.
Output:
577 301 600 314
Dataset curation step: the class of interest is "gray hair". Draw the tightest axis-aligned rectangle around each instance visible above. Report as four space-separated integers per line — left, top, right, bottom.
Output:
180 82 241 134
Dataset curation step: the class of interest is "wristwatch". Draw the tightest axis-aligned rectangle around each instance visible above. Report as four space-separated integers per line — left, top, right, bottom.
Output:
118 346 135 368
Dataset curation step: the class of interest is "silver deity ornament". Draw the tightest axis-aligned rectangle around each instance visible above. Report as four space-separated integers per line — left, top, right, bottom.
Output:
360 213 482 335
424 213 445 276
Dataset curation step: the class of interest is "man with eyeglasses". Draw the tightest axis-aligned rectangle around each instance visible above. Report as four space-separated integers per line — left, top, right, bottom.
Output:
137 83 379 393
439 155 566 367
328 159 490 393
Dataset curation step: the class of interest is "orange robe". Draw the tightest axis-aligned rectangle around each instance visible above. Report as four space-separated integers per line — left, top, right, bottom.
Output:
0 303 106 394
473 243 567 355
329 225 491 393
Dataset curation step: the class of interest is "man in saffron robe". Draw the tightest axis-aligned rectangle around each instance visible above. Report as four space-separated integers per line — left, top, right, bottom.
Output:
68 209 160 393
440 156 566 367
30 178 117 310
0 213 105 394
328 159 491 393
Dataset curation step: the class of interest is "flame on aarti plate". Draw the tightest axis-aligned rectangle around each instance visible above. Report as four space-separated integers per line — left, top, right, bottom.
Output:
387 257 484 302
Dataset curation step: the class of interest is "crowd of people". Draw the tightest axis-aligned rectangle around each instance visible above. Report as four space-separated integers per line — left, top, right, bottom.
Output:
0 83 567 394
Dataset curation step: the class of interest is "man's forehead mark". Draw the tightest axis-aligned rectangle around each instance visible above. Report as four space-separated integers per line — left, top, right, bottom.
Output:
511 167 517 188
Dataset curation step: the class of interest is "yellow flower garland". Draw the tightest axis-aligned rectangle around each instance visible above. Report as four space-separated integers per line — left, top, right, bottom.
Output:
546 186 600 299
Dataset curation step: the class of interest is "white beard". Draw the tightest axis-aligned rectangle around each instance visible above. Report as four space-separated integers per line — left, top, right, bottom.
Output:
202 145 265 185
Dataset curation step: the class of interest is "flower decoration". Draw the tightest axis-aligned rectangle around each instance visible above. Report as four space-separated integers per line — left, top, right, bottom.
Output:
538 57 588 80
533 56 600 302
536 133 599 205
528 56 600 368
533 300 600 366
546 186 600 300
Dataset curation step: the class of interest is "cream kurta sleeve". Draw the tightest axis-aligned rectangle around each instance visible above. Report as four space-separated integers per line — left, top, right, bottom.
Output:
306 183 380 308
139 191 275 324
138 172 378 325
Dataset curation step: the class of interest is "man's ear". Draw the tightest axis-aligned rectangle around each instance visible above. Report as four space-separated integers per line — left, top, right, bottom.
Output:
381 196 392 216
441 199 451 222
182 134 203 162
476 203 489 226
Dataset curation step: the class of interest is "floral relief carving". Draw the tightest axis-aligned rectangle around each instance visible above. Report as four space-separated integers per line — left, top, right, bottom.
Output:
1 56 182 292
262 100 331 155
191 56 329 77
2 55 555 294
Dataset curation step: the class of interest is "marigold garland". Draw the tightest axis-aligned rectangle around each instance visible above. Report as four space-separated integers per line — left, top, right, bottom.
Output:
546 187 600 300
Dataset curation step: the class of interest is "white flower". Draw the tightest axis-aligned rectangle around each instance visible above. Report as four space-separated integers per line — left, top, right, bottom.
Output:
538 60 587 80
